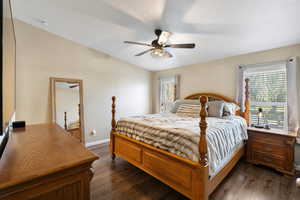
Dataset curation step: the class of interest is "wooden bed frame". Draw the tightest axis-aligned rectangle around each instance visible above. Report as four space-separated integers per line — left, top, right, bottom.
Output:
110 79 250 200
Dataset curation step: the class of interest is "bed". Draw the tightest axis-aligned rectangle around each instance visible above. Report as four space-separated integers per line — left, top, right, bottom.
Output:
109 79 250 200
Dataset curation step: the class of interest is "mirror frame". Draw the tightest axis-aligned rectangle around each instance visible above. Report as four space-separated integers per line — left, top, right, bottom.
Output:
50 77 85 144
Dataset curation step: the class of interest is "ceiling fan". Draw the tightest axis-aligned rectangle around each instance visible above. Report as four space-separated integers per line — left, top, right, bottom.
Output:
124 29 195 58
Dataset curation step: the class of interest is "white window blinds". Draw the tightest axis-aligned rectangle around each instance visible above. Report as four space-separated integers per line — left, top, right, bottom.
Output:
245 63 288 130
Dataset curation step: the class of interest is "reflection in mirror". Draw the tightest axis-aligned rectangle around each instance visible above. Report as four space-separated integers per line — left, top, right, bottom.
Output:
50 78 84 143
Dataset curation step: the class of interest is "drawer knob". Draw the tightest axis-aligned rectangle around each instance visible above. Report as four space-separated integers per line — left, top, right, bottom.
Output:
263 157 273 162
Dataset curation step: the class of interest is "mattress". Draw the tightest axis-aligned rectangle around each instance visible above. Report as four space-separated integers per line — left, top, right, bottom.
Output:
116 113 248 176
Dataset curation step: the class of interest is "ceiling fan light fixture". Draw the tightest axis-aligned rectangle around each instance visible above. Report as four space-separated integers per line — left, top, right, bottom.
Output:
151 48 165 57
158 31 171 45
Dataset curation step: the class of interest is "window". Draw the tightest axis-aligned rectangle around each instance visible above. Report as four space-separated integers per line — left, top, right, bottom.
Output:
159 76 179 113
245 63 288 130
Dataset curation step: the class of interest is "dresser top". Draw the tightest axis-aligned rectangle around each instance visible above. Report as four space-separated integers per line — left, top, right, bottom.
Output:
0 123 98 190
247 127 298 138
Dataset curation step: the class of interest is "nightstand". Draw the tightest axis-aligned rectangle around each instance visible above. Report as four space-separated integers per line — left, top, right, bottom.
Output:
247 127 297 176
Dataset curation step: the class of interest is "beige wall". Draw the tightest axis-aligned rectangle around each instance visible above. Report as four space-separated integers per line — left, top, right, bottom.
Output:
15 20 152 143
153 44 300 112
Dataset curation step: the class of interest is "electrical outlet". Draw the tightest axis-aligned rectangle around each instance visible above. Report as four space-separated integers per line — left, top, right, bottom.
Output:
90 129 96 136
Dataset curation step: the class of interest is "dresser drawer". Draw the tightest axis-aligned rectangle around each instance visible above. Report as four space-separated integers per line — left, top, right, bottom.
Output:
251 142 287 158
252 151 286 170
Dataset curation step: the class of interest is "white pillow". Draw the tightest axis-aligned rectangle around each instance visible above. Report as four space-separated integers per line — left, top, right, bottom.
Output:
223 102 240 116
176 104 201 118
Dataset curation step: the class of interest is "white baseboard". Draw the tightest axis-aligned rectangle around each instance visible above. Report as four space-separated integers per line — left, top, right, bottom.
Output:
85 138 110 147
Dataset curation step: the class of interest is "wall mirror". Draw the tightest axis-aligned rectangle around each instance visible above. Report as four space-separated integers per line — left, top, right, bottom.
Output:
50 77 85 143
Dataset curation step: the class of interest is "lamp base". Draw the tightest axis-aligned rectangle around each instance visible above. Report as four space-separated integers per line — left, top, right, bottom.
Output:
252 124 265 129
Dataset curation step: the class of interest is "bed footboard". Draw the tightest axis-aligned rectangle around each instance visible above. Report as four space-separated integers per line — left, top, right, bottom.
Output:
113 134 206 199
109 96 209 200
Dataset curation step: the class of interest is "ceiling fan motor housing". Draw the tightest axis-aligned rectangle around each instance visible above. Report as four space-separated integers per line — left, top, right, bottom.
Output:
151 39 161 48
155 29 162 37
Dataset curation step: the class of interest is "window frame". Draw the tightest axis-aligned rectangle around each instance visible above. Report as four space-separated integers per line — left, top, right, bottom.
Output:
244 62 288 130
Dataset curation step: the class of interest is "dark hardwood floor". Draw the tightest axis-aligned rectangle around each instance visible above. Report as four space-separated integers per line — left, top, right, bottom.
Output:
90 144 300 200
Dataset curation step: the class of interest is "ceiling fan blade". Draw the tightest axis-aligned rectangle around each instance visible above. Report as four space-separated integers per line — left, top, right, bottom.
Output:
164 50 173 58
124 41 152 47
164 43 195 48
135 48 155 56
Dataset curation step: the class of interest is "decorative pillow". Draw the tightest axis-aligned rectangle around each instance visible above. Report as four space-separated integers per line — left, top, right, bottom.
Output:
176 104 201 118
207 101 225 118
223 102 240 116
170 99 200 113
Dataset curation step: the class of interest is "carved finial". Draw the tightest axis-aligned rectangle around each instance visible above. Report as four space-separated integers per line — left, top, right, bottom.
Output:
111 96 116 132
199 96 208 166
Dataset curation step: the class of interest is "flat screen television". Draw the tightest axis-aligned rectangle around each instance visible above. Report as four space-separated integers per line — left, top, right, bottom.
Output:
0 0 16 158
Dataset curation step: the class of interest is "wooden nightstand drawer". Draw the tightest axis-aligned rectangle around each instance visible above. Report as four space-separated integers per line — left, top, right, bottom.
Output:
252 151 286 170
251 142 287 158
249 131 293 147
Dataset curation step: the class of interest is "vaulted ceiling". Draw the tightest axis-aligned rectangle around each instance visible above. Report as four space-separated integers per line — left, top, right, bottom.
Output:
12 0 300 71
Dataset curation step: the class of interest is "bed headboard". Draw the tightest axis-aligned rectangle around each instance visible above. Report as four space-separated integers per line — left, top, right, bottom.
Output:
183 79 250 124
184 91 249 124
185 93 237 104
185 93 242 115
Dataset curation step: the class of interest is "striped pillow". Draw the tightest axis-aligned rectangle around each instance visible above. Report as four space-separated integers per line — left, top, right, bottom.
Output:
176 104 201 118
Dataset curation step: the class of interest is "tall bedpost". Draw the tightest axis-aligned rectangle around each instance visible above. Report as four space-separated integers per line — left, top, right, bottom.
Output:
192 96 209 200
64 111 67 130
78 104 81 127
199 96 208 166
110 96 116 160
244 78 250 126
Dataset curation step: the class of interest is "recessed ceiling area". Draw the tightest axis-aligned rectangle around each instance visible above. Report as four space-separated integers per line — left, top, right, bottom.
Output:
12 0 300 71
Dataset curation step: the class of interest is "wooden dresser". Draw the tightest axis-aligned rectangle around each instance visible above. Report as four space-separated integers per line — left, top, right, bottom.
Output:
0 124 98 200
247 127 297 176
